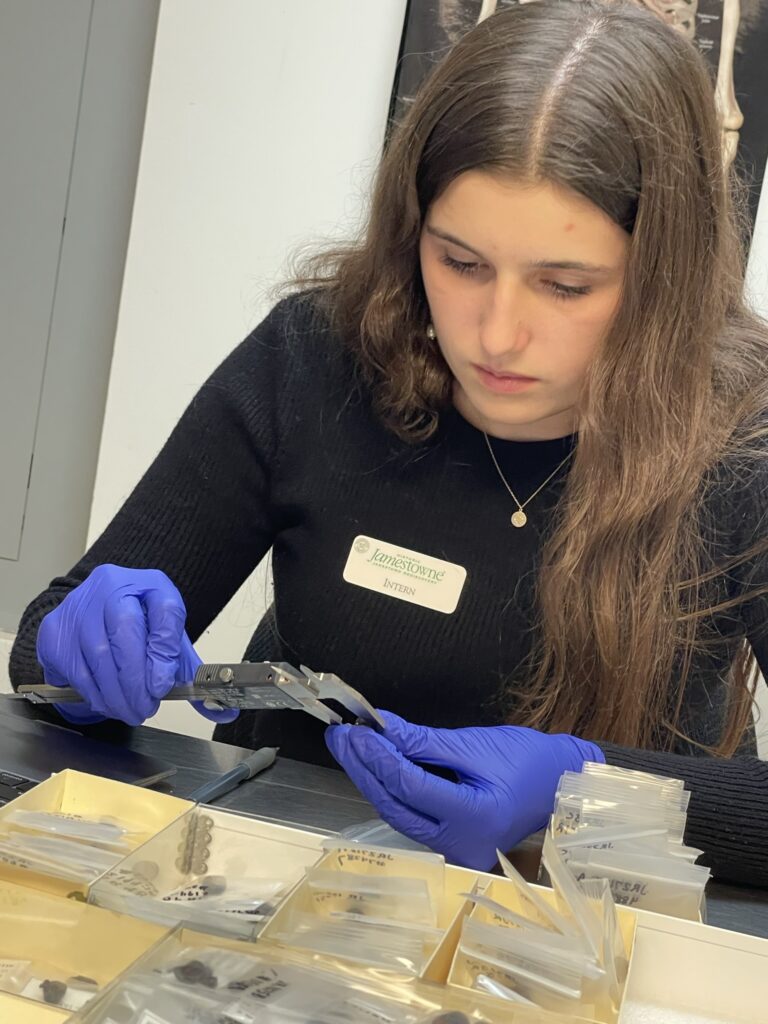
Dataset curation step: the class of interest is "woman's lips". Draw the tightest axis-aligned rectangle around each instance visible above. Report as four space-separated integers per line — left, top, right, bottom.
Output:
474 364 538 394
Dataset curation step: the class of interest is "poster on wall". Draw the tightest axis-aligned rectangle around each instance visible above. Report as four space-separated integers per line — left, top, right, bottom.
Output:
391 0 768 227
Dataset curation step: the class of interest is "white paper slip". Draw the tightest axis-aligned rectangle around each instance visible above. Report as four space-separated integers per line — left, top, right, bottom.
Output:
343 535 467 614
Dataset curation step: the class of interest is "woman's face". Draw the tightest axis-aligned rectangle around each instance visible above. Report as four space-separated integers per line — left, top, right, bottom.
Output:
419 171 630 440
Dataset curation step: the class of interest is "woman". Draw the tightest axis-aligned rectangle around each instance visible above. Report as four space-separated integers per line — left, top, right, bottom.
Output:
11 0 768 881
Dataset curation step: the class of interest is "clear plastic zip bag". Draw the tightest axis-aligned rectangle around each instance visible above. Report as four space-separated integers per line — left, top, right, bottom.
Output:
462 916 605 979
338 818 432 853
4 810 139 850
540 831 604 961
161 877 288 916
103 878 289 939
272 909 444 975
3 832 122 872
475 971 540 1006
567 847 710 918
80 944 429 1024
305 868 436 925
495 849 574 934
552 795 688 843
561 768 690 813
554 824 702 863
0 808 142 888
554 787 687 827
113 980 224 1024
462 892 560 935
0 832 122 883
579 876 628 1014
318 838 445 909
581 762 686 795
0 957 33 996
18 973 100 1014
455 917 602 1018
462 892 596 960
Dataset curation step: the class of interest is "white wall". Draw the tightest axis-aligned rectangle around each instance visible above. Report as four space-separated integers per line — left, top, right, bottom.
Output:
86 0 407 737
746 165 768 319
0 632 13 695
744 174 768 750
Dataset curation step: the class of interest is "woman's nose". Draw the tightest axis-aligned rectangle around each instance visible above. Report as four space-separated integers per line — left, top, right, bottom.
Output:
479 282 533 359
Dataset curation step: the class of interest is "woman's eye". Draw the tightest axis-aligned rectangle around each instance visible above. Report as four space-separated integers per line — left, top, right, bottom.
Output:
440 254 480 276
438 255 592 297
544 280 592 300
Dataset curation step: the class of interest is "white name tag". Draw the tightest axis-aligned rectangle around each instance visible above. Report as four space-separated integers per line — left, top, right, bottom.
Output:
343 535 467 614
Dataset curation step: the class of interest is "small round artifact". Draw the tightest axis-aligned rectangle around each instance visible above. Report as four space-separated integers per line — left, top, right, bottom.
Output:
41 980 67 1005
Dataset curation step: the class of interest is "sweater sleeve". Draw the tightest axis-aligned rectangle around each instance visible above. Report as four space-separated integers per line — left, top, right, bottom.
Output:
596 458 768 888
9 298 299 689
597 741 768 887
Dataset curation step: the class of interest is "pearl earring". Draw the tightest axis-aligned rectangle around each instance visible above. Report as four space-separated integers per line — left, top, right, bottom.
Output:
426 323 436 340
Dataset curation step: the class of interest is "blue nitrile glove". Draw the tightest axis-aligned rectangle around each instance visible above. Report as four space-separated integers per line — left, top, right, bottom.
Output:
36 564 239 727
325 711 605 870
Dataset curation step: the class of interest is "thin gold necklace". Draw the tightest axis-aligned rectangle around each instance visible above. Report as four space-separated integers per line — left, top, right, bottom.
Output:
483 431 574 527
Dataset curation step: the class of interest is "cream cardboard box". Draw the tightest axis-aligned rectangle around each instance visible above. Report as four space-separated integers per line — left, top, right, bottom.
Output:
256 830 768 1024
0 769 191 898
618 913 768 1023
71 911 768 1024
259 841 482 979
89 805 328 939
71 925 580 1024
444 873 637 1022
0 991 69 1023
0 773 767 1022
0 878 167 1016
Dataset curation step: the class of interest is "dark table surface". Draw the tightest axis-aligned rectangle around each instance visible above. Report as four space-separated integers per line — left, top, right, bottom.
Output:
1 697 767 940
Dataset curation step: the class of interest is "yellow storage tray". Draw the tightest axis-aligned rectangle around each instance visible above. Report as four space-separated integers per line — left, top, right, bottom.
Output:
89 805 327 939
0 769 191 898
0 878 167 1016
0 991 70 1023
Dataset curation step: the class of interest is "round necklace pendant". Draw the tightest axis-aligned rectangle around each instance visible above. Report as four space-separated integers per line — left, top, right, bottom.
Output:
511 509 528 528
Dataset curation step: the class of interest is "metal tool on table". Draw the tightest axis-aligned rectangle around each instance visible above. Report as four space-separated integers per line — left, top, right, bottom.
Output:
187 746 279 804
13 662 385 729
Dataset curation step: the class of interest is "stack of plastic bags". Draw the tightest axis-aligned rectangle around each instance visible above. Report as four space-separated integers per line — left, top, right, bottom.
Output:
453 846 627 1021
549 763 710 919
0 809 138 885
451 762 706 1020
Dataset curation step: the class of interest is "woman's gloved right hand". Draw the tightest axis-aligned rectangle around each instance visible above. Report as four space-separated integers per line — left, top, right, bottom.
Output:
36 564 239 727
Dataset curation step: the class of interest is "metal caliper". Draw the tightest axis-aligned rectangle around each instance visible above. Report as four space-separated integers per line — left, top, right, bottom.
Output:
13 662 385 729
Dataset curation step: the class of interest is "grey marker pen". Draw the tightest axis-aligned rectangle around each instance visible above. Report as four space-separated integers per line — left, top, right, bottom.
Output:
187 747 278 804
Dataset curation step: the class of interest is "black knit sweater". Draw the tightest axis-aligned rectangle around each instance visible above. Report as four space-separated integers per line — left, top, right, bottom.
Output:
10 294 768 886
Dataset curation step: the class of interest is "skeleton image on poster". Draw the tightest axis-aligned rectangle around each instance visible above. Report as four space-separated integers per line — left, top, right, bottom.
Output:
391 0 768 224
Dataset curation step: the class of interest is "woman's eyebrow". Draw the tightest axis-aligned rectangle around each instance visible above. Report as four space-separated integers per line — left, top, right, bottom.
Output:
425 225 488 260
529 258 612 273
425 225 612 274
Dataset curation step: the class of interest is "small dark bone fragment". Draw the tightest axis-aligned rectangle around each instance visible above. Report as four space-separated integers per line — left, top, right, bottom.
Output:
41 980 67 1005
172 959 218 988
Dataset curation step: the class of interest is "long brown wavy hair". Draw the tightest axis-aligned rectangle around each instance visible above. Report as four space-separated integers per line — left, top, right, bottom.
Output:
290 0 768 756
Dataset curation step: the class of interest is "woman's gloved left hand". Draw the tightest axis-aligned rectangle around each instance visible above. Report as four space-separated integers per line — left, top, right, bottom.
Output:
325 711 605 870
